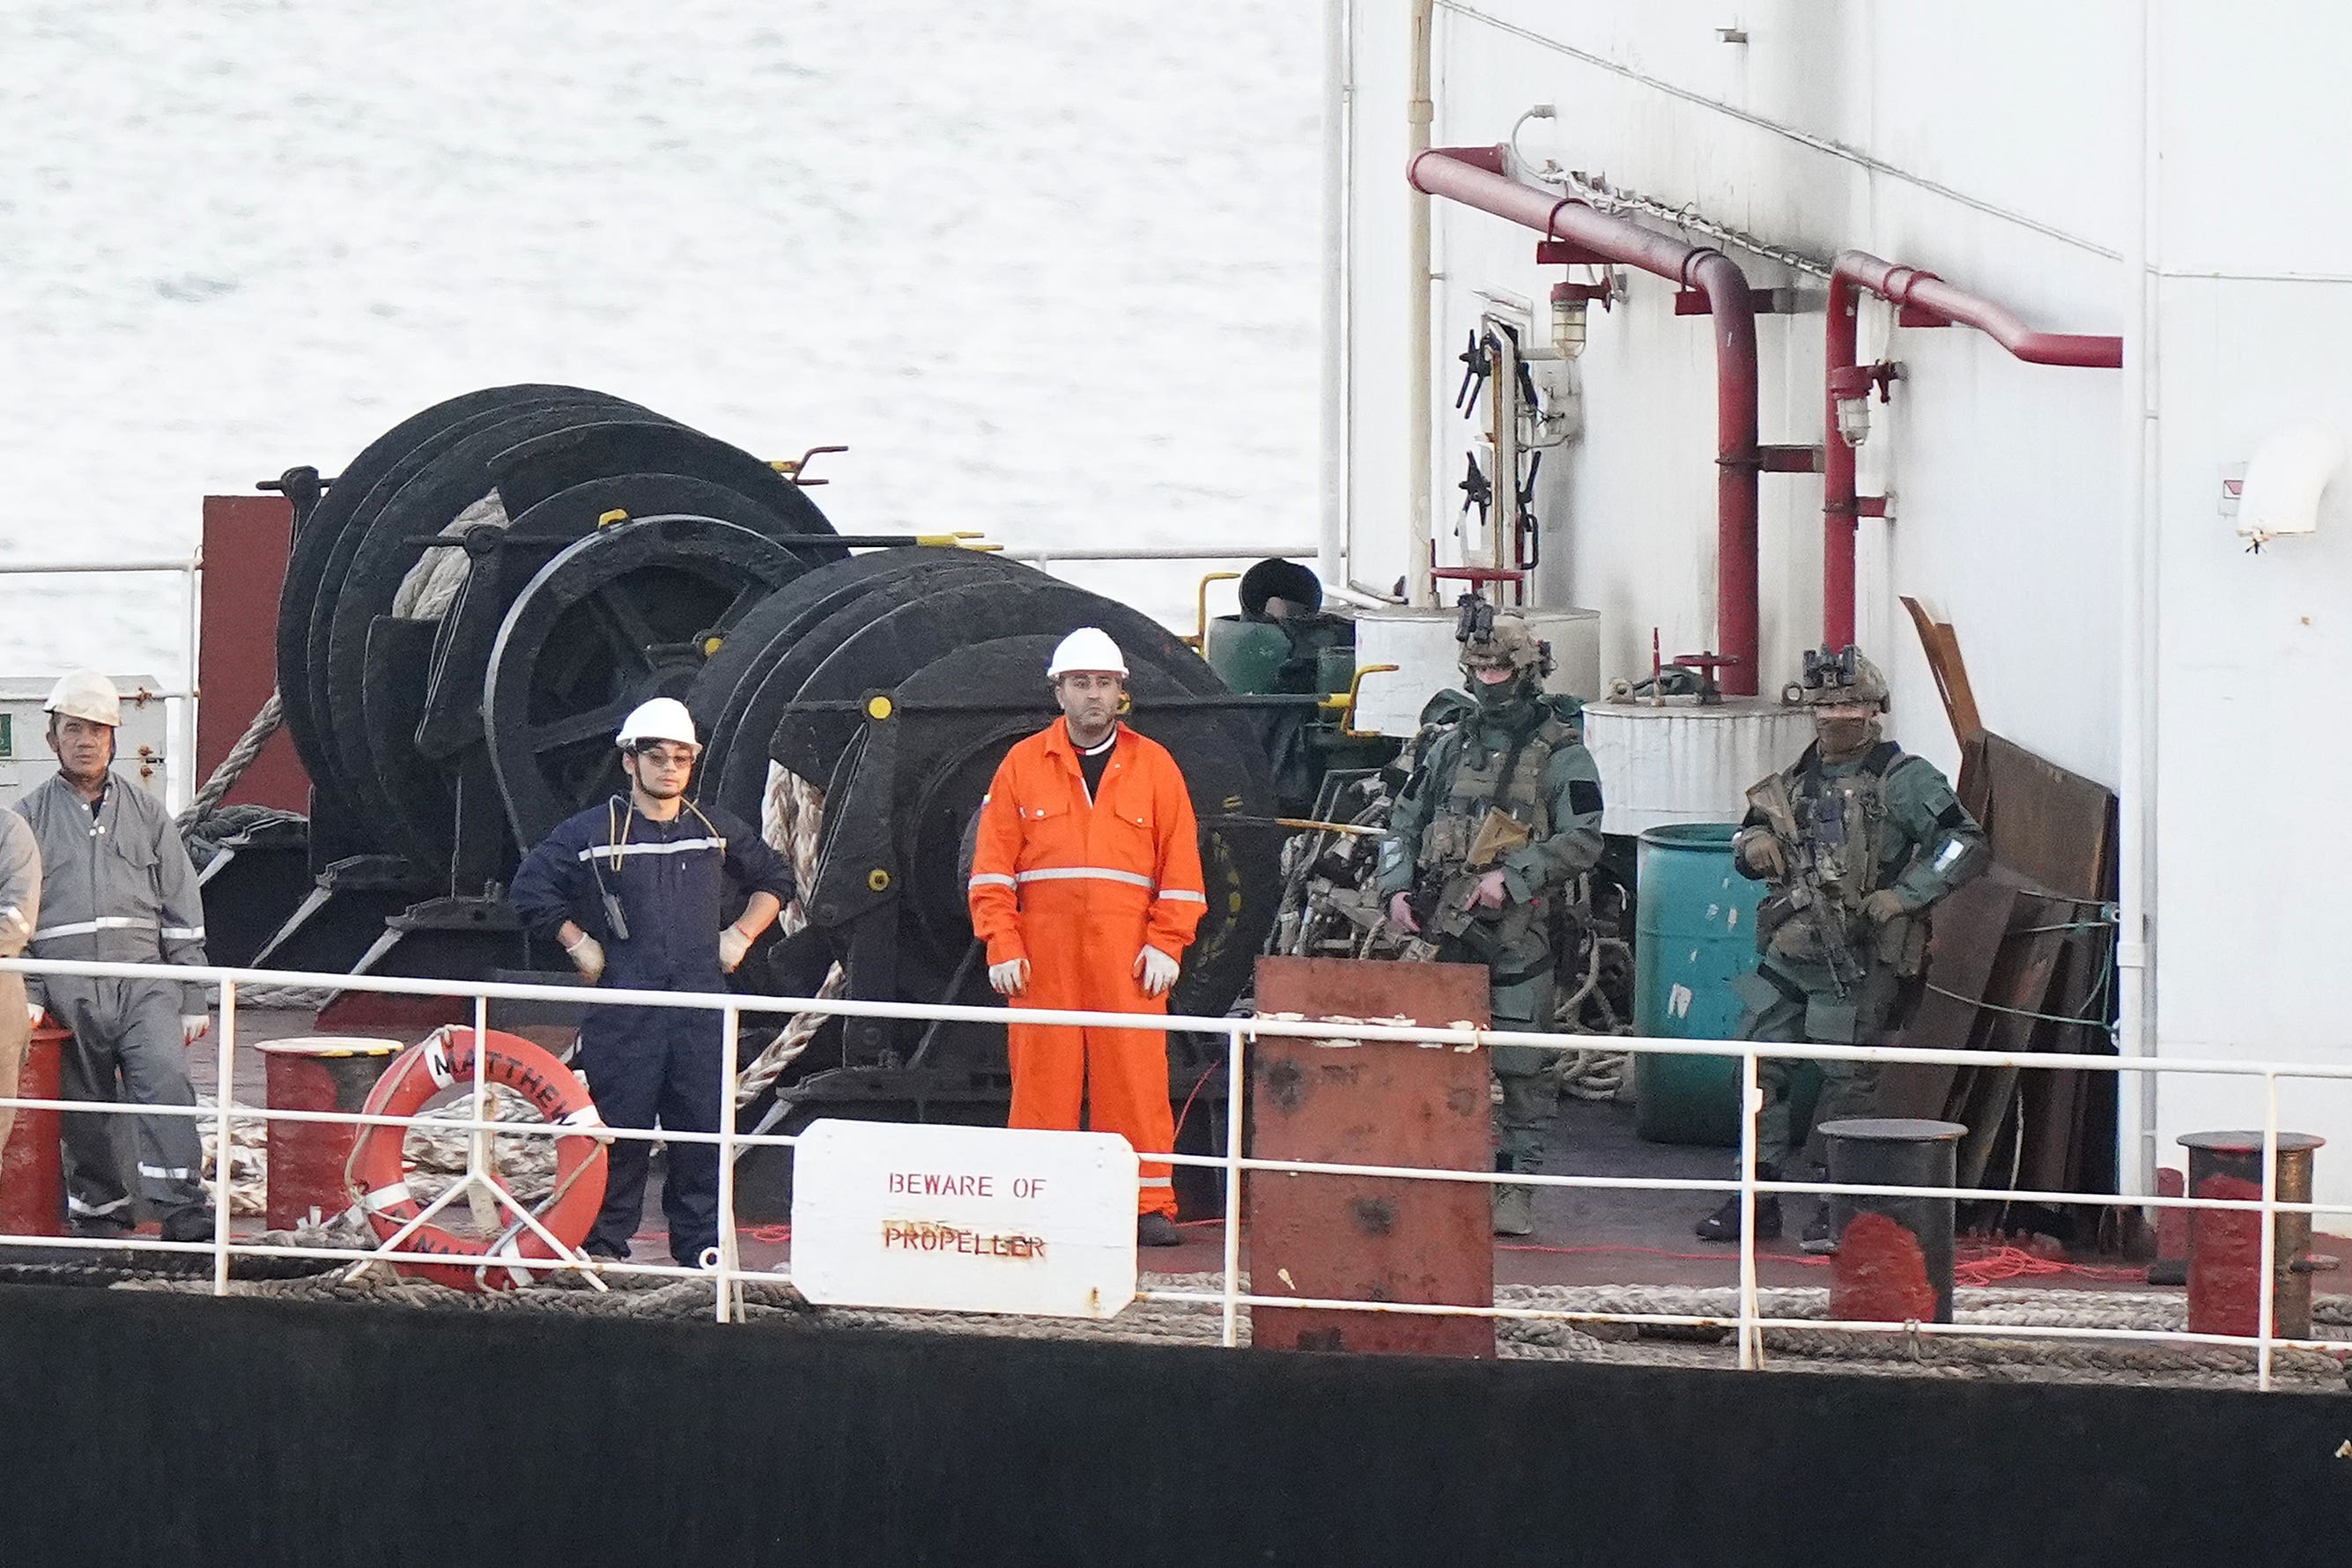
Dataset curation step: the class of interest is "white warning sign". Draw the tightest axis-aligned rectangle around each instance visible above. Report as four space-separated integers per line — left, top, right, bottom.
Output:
788 1120 1139 1318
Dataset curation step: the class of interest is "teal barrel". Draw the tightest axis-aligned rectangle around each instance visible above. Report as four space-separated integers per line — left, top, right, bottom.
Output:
1202 617 1290 694
1631 823 1763 1145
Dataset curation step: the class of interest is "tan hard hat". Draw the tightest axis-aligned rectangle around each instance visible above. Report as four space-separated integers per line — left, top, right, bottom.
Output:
44 670 121 728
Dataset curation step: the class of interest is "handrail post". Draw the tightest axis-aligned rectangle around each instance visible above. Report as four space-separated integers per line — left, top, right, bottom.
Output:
182 553 203 815
2258 1070 2279 1391
211 976 237 1296
1736 1046 1761 1370
715 1003 743 1323
466 995 496 1235
1221 1022 1246 1348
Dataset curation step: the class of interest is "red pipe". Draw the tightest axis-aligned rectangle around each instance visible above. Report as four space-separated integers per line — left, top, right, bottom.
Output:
1823 251 2122 646
1409 146 1761 696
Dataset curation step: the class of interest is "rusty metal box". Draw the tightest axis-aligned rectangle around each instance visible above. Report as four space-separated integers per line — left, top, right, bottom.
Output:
1248 956 1495 1357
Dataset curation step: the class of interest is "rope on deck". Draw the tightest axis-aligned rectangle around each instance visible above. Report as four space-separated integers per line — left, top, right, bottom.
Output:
177 690 285 833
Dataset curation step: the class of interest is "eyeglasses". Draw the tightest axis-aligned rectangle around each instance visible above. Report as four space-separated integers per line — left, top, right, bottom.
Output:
632 745 696 769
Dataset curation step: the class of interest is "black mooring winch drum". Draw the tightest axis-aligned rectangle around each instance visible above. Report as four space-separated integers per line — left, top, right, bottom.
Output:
277 384 645 835
276 387 846 876
252 385 1285 1096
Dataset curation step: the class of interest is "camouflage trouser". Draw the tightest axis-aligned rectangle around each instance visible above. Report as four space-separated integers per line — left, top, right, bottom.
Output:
1734 958 1905 1177
1451 916 1558 1177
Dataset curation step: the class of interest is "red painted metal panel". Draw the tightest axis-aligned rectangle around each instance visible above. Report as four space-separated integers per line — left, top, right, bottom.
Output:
198 494 307 812
1248 956 1495 1358
0 1026 67 1237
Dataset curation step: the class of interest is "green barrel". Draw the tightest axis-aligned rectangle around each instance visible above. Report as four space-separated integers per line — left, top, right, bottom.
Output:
1204 616 1356 698
1632 823 1763 1145
1202 617 1290 694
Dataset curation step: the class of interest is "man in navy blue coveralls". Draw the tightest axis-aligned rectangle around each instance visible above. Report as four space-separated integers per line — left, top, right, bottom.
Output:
511 698 795 1266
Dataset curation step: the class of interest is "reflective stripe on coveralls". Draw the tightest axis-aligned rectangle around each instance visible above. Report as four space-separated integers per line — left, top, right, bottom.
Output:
511 796 795 1265
967 721 1206 1217
15 773 211 1224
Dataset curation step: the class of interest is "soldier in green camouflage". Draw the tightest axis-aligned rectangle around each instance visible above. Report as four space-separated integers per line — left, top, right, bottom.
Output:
1376 603 1606 1237
1695 645 1988 1251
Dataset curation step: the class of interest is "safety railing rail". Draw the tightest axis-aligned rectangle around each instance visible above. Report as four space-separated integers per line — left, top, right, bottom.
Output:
0 553 205 811
0 951 2338 1389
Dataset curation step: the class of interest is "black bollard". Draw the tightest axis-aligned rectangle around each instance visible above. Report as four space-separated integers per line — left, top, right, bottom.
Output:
1819 1118 1966 1324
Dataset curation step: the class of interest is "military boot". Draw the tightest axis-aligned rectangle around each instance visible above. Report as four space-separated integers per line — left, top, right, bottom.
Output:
1695 1168 1781 1244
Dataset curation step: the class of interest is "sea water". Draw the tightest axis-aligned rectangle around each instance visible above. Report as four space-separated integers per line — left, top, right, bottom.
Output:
0 0 1320 684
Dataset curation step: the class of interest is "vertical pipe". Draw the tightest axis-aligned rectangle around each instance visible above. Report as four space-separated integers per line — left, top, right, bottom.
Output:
181 555 203 816
2116 0 2160 1203
211 976 237 1297
716 1002 742 1324
467 994 495 1237
1221 1022 1245 1348
1402 0 1435 604
1402 153 1764 684
1700 254 1762 694
2258 1076 2278 1390
1822 274 1861 647
1317 0 1350 588
1736 1046 1759 1369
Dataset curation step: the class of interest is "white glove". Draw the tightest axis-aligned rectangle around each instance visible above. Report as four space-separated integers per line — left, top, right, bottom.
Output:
719 924 753 973
1135 945 1180 997
181 1014 210 1047
987 957 1030 997
564 930 606 983
1387 892 1419 934
25 1002 42 1027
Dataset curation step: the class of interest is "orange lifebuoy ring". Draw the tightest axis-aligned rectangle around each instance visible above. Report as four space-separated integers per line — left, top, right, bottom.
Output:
344 1025 608 1291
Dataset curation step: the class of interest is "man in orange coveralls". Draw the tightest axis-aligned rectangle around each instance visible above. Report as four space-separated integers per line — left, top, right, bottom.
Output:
966 626 1206 1247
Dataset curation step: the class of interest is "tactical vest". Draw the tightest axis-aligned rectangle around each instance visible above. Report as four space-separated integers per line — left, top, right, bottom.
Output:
1416 703 1580 873
1762 742 1929 978
1792 741 1902 907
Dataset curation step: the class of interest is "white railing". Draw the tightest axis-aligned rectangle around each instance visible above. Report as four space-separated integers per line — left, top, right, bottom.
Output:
0 555 204 812
990 544 1316 568
0 951 2341 1391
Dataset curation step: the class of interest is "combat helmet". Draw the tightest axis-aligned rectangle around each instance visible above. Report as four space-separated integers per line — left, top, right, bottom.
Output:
1786 644 1889 710
1454 595 1551 683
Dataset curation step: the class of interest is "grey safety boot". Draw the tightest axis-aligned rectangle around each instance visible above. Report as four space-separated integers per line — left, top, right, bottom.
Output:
1136 1212 1182 1247
1491 1182 1535 1238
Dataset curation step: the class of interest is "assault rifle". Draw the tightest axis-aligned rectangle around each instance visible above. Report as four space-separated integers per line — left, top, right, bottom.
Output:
1744 775 1864 999
1401 807 1533 965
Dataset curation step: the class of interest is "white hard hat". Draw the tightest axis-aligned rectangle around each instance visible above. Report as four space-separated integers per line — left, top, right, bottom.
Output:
44 670 121 728
1047 627 1128 678
615 697 699 754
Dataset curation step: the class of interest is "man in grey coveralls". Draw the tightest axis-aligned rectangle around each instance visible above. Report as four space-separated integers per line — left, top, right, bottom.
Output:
16 672 215 1241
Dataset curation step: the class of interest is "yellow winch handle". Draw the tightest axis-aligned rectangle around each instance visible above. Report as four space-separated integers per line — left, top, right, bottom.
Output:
1320 663 1398 739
